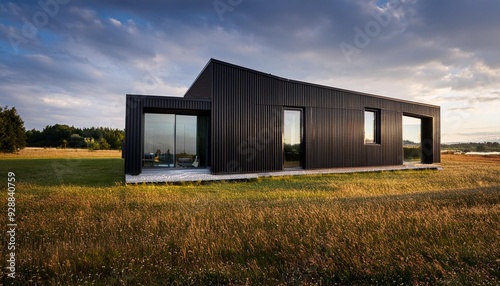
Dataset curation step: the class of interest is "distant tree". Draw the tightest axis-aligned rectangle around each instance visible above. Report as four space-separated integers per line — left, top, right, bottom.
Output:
0 106 26 152
42 124 74 147
26 128 43 147
68 133 85 148
99 137 110 150
84 137 100 151
82 127 103 141
403 140 416 146
475 145 486 152
102 128 124 149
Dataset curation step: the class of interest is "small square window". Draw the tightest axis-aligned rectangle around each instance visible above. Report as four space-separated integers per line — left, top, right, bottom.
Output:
364 109 380 144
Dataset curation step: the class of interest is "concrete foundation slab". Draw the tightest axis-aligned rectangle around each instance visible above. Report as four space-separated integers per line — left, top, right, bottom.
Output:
126 164 443 184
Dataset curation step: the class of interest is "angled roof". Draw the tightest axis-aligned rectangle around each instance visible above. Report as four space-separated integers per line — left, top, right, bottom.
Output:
185 58 439 108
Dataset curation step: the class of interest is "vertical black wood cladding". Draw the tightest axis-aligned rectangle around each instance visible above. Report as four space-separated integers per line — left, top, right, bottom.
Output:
184 62 213 100
125 95 144 175
211 62 288 174
210 60 440 174
434 110 441 163
211 62 284 174
382 110 404 165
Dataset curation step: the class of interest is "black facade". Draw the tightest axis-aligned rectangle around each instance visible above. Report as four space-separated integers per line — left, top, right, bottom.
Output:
125 59 440 175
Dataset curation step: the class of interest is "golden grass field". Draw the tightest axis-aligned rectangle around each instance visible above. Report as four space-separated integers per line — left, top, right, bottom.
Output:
0 152 499 285
1 147 122 159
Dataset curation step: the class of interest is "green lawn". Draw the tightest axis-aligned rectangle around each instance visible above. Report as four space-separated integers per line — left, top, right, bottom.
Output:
0 155 499 285
3 158 124 187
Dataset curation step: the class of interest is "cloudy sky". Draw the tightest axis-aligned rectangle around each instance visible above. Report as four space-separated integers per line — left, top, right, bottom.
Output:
1 0 499 143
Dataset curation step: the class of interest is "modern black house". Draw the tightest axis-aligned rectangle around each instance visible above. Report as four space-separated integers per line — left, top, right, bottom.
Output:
125 59 440 176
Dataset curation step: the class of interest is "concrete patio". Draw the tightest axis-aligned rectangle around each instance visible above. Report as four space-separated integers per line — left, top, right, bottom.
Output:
125 163 443 184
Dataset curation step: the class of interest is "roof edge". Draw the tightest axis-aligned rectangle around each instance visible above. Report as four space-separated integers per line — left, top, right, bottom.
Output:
126 94 211 102
183 60 214 97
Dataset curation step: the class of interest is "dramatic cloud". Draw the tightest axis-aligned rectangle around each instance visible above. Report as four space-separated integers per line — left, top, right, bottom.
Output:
0 0 498 142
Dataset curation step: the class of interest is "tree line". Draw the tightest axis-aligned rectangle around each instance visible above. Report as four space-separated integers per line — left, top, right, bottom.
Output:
1 106 124 152
441 142 500 153
26 125 124 150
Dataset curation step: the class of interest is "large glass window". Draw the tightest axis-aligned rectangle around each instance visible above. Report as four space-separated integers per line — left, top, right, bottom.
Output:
364 109 380 144
144 114 175 167
175 115 197 166
144 114 207 168
403 115 422 162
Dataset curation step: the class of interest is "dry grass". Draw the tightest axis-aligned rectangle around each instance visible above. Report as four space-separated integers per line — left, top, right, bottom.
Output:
0 154 499 285
0 147 122 159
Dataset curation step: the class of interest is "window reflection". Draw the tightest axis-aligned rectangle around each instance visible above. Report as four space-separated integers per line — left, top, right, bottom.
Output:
284 109 302 169
144 114 207 168
403 116 422 162
175 115 198 167
364 109 380 144
364 110 375 144
144 114 175 167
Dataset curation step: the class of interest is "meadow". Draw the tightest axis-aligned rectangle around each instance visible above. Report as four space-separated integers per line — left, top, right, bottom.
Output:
0 149 499 285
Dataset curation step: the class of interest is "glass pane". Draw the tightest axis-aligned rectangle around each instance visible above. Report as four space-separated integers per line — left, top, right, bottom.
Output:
403 116 421 162
364 111 375 144
176 115 197 167
144 114 175 167
284 110 302 168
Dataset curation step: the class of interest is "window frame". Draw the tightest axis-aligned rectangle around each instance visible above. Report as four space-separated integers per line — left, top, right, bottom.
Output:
364 108 381 145
283 107 304 169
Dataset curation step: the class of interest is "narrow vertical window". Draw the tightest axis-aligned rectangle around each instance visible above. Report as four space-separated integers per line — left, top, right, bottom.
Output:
364 109 380 144
284 109 303 169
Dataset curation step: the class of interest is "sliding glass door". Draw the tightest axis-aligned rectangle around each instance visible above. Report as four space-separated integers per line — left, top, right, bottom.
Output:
143 114 208 168
144 114 175 167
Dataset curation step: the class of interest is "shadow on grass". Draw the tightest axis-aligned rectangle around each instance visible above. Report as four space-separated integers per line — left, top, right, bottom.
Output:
0 158 124 187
